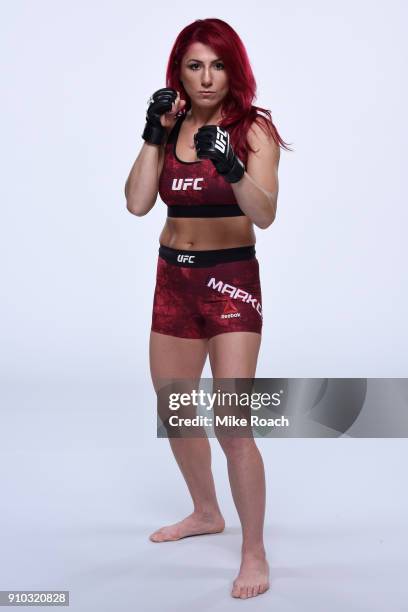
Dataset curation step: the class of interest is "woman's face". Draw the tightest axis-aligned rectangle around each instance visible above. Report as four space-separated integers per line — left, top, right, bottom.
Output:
179 42 229 109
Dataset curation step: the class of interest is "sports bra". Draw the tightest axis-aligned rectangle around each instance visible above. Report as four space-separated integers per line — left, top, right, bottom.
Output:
158 114 245 218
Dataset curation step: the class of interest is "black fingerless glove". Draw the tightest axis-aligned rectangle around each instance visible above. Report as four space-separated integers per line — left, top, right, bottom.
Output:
142 88 177 145
194 125 245 183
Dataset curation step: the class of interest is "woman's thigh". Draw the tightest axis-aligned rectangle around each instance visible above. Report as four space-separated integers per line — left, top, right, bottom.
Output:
209 332 261 444
150 331 209 433
208 331 261 378
149 331 208 391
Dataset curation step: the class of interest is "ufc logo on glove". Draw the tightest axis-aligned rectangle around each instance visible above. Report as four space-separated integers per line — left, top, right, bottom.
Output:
214 127 228 154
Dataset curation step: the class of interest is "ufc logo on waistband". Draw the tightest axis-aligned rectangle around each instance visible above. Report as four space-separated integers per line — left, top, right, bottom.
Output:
177 254 196 263
172 178 204 191
214 127 228 154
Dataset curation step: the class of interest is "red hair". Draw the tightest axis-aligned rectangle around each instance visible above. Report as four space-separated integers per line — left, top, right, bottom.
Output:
166 18 292 164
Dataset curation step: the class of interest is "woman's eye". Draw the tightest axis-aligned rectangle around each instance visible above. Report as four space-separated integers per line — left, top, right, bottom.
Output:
187 62 224 70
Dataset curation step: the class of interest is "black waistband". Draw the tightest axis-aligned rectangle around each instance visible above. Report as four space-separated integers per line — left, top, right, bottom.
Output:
167 204 245 218
159 245 256 267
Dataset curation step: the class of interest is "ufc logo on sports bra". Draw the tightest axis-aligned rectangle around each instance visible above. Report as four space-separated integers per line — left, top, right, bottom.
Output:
215 127 228 154
177 254 196 264
172 178 204 191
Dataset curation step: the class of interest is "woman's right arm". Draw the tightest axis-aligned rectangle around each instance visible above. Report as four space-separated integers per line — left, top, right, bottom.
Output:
125 89 184 216
125 142 165 216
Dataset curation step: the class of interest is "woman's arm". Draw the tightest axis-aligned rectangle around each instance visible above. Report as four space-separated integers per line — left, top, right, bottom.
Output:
124 142 166 216
231 122 280 229
125 89 184 216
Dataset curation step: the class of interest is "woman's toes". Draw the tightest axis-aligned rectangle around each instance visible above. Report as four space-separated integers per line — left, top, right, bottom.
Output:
150 530 170 542
240 586 249 599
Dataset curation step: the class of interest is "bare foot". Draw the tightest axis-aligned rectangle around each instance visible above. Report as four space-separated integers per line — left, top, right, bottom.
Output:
231 552 270 599
149 511 225 542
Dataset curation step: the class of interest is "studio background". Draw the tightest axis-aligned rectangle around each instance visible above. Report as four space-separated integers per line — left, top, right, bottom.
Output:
1 1 407 611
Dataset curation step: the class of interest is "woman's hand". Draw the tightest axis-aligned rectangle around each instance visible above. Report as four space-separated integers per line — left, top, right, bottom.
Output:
160 90 186 130
142 88 185 145
194 125 245 183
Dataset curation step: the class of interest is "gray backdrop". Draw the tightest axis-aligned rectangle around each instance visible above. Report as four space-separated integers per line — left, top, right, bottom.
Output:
1 1 407 610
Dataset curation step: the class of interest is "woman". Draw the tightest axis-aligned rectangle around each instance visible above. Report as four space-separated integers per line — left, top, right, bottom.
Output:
125 18 289 600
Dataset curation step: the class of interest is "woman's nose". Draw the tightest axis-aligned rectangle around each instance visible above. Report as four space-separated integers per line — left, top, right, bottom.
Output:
201 69 213 86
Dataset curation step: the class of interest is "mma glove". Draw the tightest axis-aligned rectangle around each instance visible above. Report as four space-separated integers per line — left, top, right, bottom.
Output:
194 125 245 183
142 87 177 145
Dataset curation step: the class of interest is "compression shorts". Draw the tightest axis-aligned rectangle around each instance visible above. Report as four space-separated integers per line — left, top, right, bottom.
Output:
151 245 263 339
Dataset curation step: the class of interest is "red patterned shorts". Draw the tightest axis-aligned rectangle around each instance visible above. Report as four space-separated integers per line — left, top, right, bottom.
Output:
151 245 263 339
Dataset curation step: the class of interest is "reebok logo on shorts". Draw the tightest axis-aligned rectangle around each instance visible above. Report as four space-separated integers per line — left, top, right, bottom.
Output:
221 299 241 319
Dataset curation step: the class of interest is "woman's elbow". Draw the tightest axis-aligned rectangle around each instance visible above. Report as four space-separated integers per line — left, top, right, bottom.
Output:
256 207 276 229
256 217 274 230
256 195 277 229
126 196 155 217
126 201 147 216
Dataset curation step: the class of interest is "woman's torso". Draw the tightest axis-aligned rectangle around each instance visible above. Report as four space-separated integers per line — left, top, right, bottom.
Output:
158 113 256 251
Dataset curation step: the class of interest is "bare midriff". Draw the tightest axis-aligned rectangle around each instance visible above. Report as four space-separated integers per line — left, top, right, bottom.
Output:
159 216 256 251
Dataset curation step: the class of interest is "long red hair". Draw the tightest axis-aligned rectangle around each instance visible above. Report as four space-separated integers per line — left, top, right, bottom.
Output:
166 18 292 164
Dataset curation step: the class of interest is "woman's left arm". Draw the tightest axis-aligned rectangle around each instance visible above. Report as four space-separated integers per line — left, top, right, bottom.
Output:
231 122 280 229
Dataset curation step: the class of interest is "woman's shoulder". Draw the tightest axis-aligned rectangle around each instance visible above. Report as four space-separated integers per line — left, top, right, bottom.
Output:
247 111 273 139
246 112 280 157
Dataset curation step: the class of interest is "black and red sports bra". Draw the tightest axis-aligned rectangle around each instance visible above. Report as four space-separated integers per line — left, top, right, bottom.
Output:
158 114 245 218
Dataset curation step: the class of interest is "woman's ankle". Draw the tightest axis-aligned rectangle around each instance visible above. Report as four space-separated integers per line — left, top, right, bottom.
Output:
241 543 267 559
192 507 224 521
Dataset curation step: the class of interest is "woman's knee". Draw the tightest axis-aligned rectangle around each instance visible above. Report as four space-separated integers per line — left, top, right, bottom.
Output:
216 434 256 458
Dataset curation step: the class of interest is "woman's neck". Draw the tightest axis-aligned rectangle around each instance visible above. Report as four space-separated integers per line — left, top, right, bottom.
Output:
186 105 223 126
